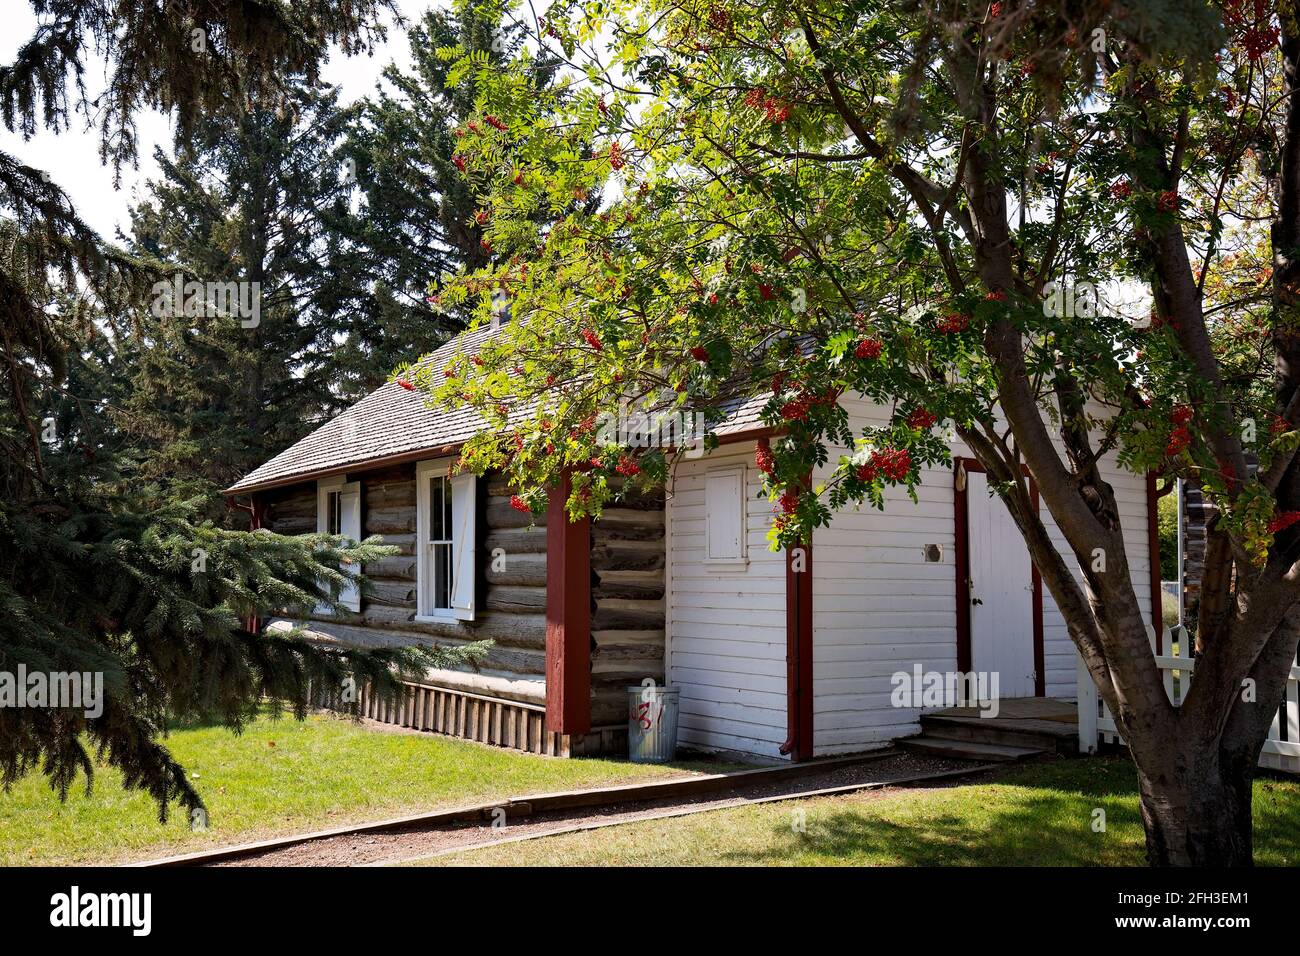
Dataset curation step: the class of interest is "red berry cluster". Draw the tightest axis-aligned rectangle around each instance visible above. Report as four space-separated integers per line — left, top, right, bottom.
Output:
616 455 640 477
1268 511 1300 534
1157 190 1179 213
743 88 792 123
937 312 970 334
609 142 625 170
1110 180 1133 199
856 447 912 483
906 408 937 429
582 329 603 351
485 115 507 131
690 345 709 362
1165 424 1191 457
510 495 531 513
397 379 415 391
755 443 774 475
452 155 466 172
855 338 883 359
779 487 800 514
1272 415 1290 435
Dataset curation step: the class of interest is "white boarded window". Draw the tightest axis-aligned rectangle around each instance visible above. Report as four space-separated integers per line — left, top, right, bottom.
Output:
317 477 362 612
704 464 747 570
416 459 477 621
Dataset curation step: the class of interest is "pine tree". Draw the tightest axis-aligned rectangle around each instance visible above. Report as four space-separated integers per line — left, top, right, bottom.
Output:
120 82 372 509
334 4 560 393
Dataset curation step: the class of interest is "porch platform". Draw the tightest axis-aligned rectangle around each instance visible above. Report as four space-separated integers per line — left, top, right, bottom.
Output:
900 697 1079 761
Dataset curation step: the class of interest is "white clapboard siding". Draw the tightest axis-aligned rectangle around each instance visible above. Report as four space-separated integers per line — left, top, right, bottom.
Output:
666 442 789 759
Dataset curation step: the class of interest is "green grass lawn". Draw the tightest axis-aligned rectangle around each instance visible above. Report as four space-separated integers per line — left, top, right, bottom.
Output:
0 713 718 866
420 757 1300 867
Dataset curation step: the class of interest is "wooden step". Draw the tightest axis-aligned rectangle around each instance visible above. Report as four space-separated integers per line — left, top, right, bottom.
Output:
919 714 1077 755
897 736 1047 763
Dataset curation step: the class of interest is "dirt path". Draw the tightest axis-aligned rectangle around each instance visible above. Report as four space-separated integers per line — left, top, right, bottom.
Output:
214 752 994 867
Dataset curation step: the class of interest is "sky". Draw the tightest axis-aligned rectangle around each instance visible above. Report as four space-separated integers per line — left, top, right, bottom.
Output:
0 0 442 240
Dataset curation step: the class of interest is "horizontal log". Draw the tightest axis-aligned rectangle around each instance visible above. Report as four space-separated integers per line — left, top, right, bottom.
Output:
271 517 315 535
485 500 540 530
591 545 665 572
484 527 548 555
593 629 666 648
366 579 417 607
358 463 415 484
593 581 665 600
593 644 664 664
592 598 665 631
591 522 663 543
269 487 315 508
486 585 548 613
594 507 664 529
363 555 416 580
270 501 317 520
485 551 547 587
375 533 416 555
362 480 415 509
365 504 416 535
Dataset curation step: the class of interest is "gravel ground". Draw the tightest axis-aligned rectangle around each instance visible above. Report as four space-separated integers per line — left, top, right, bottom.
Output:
213 751 993 867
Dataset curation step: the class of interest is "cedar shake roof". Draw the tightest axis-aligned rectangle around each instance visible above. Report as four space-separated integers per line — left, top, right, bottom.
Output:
224 325 770 495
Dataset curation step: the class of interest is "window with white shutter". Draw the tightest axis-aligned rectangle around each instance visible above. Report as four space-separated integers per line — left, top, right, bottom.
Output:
416 458 477 621
704 464 748 571
317 476 362 612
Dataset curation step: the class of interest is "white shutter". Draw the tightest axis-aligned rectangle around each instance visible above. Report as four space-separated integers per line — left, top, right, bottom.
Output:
316 477 362 614
449 472 477 620
705 466 747 568
338 484 362 611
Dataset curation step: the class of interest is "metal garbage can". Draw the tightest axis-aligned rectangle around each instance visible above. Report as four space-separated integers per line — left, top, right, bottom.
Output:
627 684 680 763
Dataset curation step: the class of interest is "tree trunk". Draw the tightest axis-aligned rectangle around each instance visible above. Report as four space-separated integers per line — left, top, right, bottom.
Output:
1135 746 1254 866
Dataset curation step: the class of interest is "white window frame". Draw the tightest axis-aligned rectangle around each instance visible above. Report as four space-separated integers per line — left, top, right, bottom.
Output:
415 458 477 621
704 463 748 572
317 476 362 612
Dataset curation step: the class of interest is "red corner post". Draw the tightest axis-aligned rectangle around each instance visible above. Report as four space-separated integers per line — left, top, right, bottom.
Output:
545 469 592 735
781 532 814 762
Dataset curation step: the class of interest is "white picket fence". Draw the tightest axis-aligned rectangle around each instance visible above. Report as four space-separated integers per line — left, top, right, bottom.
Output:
1076 625 1300 775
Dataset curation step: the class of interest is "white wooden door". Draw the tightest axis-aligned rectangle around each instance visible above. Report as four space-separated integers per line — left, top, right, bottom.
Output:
967 471 1036 697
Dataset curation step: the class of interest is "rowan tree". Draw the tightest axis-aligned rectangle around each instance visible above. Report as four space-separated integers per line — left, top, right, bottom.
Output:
417 0 1300 864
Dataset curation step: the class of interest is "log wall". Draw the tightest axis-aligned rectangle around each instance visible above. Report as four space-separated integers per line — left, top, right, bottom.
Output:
262 464 668 753
263 465 547 680
590 480 667 725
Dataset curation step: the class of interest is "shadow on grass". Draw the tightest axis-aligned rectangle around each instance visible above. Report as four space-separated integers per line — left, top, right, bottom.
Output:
711 757 1300 867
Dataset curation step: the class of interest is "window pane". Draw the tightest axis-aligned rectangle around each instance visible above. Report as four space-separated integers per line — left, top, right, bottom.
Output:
434 543 451 608
431 477 444 541
444 481 453 540
328 492 341 535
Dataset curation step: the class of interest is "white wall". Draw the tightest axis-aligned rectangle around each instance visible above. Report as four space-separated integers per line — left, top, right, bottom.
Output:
663 398 1154 760
811 396 958 754
666 442 789 759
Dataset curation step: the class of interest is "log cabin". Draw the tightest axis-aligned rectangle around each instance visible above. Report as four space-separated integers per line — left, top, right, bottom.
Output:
225 325 1160 762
